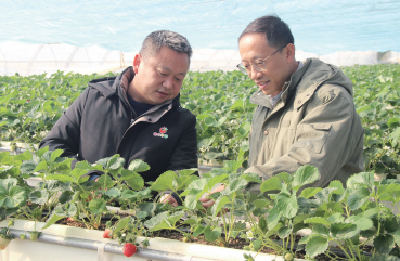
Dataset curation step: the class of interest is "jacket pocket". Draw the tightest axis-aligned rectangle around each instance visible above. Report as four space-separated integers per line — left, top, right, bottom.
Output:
297 123 332 154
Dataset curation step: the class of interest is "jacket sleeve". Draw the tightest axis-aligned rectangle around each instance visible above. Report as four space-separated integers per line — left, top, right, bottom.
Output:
167 113 198 172
39 88 90 161
245 84 363 190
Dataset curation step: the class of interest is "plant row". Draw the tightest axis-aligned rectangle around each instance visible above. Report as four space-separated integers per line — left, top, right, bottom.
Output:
0 64 399 172
1 148 400 260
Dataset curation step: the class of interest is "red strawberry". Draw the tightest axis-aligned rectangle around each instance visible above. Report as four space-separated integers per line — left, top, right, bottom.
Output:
123 243 137 257
159 127 167 134
103 229 113 238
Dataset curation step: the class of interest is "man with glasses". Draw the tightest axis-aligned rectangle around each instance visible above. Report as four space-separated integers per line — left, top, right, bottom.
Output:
239 14 364 191
201 15 364 206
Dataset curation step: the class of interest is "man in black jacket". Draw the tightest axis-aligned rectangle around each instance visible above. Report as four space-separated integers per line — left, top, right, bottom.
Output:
39 30 197 205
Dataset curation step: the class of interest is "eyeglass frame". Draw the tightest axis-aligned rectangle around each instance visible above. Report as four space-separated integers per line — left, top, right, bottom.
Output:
236 44 287 74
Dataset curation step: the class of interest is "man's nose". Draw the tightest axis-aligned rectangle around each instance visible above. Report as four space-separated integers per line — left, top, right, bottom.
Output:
249 65 262 81
163 77 173 89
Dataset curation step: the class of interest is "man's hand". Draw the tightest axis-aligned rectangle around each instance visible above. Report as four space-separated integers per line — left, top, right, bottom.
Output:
199 184 225 209
159 194 178 207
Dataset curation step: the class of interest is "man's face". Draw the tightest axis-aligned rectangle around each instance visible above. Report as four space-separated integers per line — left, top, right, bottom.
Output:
239 34 292 96
130 47 190 105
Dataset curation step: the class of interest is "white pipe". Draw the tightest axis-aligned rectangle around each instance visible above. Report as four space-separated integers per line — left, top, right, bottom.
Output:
9 229 220 261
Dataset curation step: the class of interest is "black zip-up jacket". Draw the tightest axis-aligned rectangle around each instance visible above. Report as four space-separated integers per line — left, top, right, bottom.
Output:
39 67 198 183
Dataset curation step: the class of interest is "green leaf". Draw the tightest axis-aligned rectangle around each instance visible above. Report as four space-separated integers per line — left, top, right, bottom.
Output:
299 187 322 198
347 193 368 210
42 214 64 230
45 173 75 183
137 202 156 217
204 225 221 243
193 224 206 237
275 192 298 219
330 222 358 239
29 190 49 205
34 160 48 172
128 159 150 172
230 99 243 110
20 158 40 174
150 171 177 191
88 198 106 214
346 216 373 232
50 149 64 161
226 178 248 194
306 236 328 258
374 234 395 254
69 168 90 183
327 213 345 222
75 160 92 170
176 168 197 176
104 187 120 198
97 173 116 188
260 177 282 193
253 238 262 251
347 171 374 190
211 196 231 217
377 183 400 198
358 208 378 219
293 165 320 191
387 118 400 128
240 173 262 184
304 217 330 226
0 179 27 209
120 169 144 191
267 207 281 230
278 223 292 238
144 211 184 231
36 146 49 158
114 217 131 235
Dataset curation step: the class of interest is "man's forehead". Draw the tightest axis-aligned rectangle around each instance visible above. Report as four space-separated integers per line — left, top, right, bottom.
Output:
157 64 187 75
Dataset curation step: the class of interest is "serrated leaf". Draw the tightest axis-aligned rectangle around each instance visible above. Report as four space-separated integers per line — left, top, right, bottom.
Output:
114 217 131 235
374 234 395 254
304 217 331 226
331 222 358 239
260 177 282 193
299 187 323 198
50 149 64 161
88 198 106 214
267 207 281 230
306 236 328 258
193 224 206 237
211 196 231 217
204 225 221 243
347 193 368 210
293 165 320 191
128 159 150 172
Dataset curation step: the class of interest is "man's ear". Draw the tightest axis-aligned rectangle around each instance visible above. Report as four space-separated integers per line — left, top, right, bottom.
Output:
285 43 296 64
133 54 142 74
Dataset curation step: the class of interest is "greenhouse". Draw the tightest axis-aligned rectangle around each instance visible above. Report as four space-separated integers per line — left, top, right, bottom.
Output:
1 1 400 261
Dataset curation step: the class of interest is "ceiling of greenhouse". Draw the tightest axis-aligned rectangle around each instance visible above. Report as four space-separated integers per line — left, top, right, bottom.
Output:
1 0 398 55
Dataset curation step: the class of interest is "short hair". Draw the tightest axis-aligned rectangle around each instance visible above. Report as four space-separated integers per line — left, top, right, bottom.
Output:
140 30 192 62
238 14 294 50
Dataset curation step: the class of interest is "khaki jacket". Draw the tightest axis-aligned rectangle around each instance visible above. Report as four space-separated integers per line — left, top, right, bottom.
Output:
245 58 364 191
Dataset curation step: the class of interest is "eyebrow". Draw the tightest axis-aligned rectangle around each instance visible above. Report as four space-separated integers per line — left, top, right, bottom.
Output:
158 66 186 76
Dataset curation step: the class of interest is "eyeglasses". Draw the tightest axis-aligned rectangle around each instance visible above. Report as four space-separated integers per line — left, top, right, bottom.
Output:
236 45 287 75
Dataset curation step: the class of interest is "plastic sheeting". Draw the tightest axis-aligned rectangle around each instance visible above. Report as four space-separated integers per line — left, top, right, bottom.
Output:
1 0 399 55
0 41 399 76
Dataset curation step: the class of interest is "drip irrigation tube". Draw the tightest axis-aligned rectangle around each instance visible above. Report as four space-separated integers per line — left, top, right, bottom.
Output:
8 229 220 261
